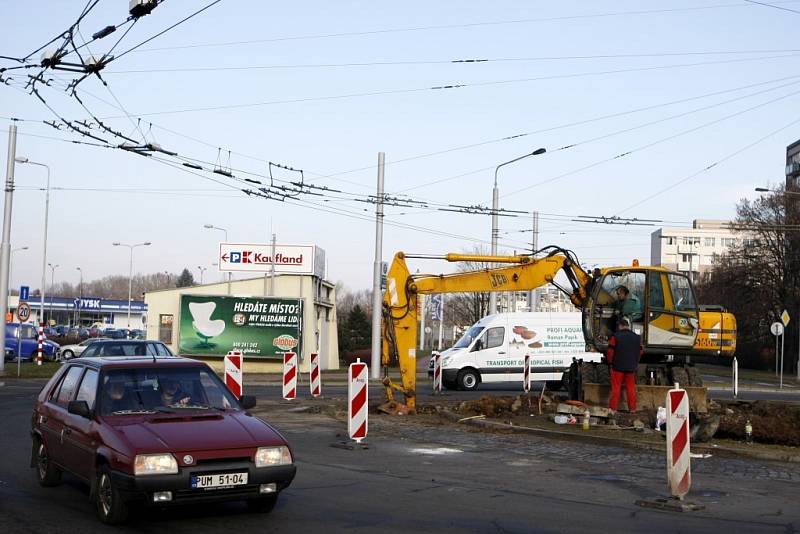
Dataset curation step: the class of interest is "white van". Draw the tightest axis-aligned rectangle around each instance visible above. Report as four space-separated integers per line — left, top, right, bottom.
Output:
433 312 603 390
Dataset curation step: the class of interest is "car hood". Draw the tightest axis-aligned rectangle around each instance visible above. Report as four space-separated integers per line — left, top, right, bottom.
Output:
106 411 287 453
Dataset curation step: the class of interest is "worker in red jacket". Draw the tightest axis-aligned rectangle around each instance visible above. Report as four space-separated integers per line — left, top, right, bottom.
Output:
606 317 643 412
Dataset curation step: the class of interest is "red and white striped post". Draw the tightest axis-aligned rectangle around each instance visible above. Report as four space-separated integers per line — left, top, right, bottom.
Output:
523 354 531 393
36 323 44 366
348 359 368 443
432 352 442 394
309 352 321 398
666 383 691 500
282 351 297 400
224 351 243 399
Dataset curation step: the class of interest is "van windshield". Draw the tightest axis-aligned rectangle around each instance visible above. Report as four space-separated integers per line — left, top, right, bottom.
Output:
453 326 484 349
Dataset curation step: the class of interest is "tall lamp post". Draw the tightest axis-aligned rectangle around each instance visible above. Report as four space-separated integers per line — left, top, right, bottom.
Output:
75 267 83 325
14 157 50 330
113 242 151 327
47 263 59 325
489 148 546 313
203 224 231 293
197 265 207 285
10 246 28 289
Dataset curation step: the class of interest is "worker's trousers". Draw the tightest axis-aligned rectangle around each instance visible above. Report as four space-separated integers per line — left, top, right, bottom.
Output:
609 369 637 412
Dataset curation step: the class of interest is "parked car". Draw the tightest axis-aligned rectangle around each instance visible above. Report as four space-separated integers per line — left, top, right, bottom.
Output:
4 323 60 362
43 327 59 337
88 326 104 338
55 325 69 337
31 356 296 523
60 338 106 360
130 329 145 340
79 339 174 358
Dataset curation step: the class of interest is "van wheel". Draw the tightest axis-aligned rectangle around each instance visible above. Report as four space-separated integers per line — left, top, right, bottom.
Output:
34 438 61 487
457 369 480 391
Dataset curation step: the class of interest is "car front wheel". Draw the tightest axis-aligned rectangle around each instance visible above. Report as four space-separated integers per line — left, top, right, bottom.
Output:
95 465 128 524
62 350 74 360
34 438 62 487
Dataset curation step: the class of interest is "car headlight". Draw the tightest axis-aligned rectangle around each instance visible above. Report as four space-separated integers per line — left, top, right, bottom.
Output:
255 446 292 467
134 454 178 476
442 356 452 366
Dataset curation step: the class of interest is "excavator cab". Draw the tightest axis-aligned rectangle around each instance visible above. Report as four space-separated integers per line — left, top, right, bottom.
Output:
583 267 699 359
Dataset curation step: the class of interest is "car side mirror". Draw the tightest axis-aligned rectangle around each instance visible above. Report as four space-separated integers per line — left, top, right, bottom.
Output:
239 395 256 409
68 400 92 419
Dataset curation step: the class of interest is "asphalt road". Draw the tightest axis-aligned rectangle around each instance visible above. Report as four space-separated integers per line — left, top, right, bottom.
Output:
1 380 799 533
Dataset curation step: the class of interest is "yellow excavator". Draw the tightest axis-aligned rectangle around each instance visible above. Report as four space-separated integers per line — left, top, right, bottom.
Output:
380 246 736 414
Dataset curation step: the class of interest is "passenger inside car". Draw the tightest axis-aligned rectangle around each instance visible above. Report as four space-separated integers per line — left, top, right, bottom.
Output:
103 377 135 413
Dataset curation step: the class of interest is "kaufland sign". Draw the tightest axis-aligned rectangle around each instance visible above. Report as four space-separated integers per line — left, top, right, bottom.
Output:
219 243 316 275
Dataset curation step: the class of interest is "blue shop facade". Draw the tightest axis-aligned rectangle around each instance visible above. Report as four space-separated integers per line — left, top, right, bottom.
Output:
8 295 147 328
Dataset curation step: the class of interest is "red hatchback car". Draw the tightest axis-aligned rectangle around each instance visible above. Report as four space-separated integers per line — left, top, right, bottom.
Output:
30 355 296 524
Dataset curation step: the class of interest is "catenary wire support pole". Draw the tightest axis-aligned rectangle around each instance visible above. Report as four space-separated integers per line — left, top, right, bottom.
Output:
437 294 444 350
269 233 276 296
527 211 539 311
14 155 49 364
370 152 385 380
0 125 18 374
419 294 426 350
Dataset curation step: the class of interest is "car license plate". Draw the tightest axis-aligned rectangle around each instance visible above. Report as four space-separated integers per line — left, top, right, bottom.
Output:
191 472 248 490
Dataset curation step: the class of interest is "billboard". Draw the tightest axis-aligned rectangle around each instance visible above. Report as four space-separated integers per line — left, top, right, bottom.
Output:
178 295 303 359
218 243 315 275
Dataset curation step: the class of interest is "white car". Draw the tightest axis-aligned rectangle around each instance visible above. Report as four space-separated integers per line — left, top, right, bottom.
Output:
60 338 104 360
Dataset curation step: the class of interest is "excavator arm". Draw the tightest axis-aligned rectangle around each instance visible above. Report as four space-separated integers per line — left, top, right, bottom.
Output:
380 248 592 414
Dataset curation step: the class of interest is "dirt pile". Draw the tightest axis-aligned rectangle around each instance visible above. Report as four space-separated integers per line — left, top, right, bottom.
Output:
457 395 527 417
716 401 800 446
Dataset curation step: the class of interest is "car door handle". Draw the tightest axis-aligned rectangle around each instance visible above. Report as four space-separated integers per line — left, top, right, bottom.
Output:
498 351 506 355
64 427 72 435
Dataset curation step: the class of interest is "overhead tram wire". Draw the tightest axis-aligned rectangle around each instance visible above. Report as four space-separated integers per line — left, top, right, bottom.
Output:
131 2 800 52
104 49 800 74
98 53 800 119
394 77 800 195
501 86 800 198
615 114 800 215
744 0 800 15
57 71 800 193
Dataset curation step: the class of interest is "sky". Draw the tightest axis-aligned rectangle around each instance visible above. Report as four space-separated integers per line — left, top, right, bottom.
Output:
1 0 799 292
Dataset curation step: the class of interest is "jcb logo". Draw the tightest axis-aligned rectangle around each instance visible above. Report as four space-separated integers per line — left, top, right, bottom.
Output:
490 273 508 288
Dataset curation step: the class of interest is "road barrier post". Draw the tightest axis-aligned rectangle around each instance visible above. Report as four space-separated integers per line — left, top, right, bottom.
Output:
666 383 691 500
523 353 530 393
309 352 321 398
348 359 368 443
432 351 442 394
732 356 738 399
224 351 243 399
36 323 44 366
282 351 297 400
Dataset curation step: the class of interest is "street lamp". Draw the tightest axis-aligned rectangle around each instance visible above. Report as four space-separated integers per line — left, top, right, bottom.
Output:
47 263 58 325
10 246 28 289
204 223 231 293
14 157 50 331
755 187 800 197
490 147 546 313
197 265 207 284
113 242 151 327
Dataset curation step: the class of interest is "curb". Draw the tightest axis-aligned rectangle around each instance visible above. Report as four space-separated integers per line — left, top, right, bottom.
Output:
438 409 800 464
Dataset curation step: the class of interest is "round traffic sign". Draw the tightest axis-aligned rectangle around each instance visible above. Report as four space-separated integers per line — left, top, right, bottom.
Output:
16 302 31 323
770 321 784 336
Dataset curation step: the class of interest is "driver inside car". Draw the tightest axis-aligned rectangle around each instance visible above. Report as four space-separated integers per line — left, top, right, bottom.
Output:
159 377 193 406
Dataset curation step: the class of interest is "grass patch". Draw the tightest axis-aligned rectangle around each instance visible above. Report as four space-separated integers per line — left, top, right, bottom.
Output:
0 361 61 379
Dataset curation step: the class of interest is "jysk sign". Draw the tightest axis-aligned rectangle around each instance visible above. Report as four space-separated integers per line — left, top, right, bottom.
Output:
74 298 102 309
218 243 318 275
178 295 303 359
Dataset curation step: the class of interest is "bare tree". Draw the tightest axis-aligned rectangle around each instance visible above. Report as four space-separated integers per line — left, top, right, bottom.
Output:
696 185 798 369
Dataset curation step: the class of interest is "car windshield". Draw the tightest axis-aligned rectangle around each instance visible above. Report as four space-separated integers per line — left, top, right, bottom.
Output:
453 325 484 349
98 367 240 416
